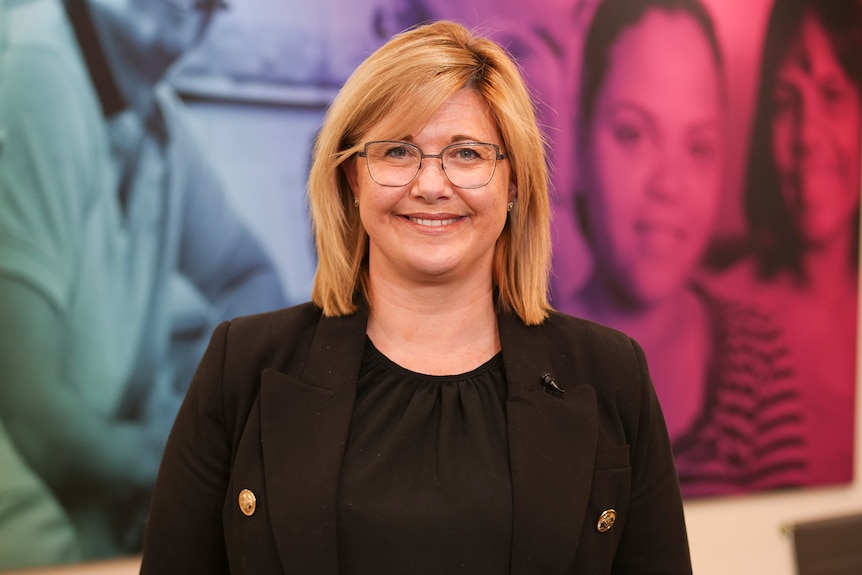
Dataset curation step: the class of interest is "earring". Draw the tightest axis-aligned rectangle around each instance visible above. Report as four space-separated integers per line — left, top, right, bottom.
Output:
507 201 514 212
354 197 359 207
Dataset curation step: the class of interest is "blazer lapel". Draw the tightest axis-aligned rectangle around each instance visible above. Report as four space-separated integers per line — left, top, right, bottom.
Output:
259 306 368 575
499 312 599 575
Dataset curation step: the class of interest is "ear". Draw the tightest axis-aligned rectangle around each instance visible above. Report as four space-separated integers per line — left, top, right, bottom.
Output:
343 156 361 201
508 181 517 204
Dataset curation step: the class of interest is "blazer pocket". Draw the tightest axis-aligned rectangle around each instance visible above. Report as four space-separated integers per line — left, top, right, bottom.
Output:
582 445 632 570
591 445 631 518
594 444 630 471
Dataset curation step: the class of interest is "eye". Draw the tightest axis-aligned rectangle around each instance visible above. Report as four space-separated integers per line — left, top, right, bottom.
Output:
820 82 847 106
444 144 494 165
383 144 415 159
612 122 642 146
771 84 799 116
689 139 715 161
453 146 483 161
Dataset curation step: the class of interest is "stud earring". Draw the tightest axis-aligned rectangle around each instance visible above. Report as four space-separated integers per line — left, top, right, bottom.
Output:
354 197 359 207
507 201 514 212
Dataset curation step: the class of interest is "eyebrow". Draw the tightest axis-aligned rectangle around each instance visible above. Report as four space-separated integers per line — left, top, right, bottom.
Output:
601 101 723 137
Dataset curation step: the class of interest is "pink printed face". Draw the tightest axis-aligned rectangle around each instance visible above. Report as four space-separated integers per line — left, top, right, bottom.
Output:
580 9 724 306
770 13 861 249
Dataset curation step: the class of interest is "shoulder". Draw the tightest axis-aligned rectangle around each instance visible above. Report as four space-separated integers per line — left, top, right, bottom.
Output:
703 257 762 300
695 281 783 351
221 302 324 363
5 0 71 49
1 0 103 162
530 310 648 402
543 309 643 365
3 0 88 93
197 302 324 421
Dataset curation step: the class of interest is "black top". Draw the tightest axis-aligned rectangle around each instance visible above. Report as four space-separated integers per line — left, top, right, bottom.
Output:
337 339 512 574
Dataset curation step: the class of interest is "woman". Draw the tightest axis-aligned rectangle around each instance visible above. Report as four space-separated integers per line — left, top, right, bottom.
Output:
726 0 862 486
139 20 690 574
557 0 805 497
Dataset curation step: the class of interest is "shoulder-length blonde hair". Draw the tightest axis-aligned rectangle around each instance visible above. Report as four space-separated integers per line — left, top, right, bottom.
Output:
309 20 551 325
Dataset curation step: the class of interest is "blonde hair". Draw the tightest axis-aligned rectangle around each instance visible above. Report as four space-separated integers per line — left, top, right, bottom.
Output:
309 20 551 325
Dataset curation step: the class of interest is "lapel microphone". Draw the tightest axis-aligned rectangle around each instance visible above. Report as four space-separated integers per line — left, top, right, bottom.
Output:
541 372 565 395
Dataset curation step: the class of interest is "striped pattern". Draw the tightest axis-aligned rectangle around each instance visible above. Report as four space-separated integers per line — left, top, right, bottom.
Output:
673 292 807 498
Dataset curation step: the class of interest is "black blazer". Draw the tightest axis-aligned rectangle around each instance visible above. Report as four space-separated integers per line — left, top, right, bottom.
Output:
140 302 691 574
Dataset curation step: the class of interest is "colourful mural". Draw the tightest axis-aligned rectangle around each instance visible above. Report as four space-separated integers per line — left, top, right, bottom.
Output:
0 0 858 569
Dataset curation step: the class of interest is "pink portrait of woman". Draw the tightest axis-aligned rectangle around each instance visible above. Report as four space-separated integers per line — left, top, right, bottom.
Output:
731 0 862 486
559 0 807 497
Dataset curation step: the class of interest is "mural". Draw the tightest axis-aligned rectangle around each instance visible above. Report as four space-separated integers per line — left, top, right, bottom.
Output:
0 0 858 569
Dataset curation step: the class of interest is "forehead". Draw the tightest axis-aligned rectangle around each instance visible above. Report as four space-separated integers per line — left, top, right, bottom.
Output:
598 9 722 113
777 13 848 81
368 89 502 143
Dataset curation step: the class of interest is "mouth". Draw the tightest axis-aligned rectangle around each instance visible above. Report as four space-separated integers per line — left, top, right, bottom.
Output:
634 220 687 244
407 216 463 227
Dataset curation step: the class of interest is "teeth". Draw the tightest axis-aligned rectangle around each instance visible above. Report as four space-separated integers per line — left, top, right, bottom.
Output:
410 217 459 227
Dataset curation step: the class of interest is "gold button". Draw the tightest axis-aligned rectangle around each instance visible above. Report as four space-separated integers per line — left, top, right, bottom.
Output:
238 489 256 516
596 509 617 533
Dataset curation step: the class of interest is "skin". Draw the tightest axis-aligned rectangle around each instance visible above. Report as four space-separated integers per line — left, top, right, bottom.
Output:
88 0 216 116
771 12 861 254
573 9 725 438
345 88 515 375
580 9 724 310
757 12 861 484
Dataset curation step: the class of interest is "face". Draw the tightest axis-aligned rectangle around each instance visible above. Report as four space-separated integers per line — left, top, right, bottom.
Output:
346 89 514 288
91 0 215 83
580 9 724 307
770 13 861 249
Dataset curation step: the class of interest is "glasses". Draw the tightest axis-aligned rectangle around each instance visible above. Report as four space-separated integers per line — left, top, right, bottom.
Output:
357 141 507 189
160 0 230 10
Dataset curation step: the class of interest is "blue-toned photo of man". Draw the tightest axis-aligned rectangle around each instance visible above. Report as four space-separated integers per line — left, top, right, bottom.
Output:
0 0 285 568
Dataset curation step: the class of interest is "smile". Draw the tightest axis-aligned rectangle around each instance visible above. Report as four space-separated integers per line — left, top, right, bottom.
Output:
408 216 462 227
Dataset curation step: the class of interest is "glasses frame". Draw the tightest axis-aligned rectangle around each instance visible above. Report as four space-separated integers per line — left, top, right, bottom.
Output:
356 140 507 189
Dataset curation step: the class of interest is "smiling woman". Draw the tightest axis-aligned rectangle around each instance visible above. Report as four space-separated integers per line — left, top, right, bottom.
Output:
140 19 692 575
344 88 515 344
724 0 862 488
556 0 806 498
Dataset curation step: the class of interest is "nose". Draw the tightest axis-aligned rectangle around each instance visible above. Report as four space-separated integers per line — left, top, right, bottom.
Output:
646 154 684 204
792 95 826 161
411 156 453 200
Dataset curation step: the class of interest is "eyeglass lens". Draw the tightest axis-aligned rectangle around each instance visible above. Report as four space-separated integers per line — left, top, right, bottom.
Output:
363 141 501 189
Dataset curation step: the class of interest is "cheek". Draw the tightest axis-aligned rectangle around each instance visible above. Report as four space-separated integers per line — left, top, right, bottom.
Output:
474 187 511 231
685 157 722 221
580 129 651 248
587 156 643 232
592 126 653 199
770 116 795 173
831 114 862 171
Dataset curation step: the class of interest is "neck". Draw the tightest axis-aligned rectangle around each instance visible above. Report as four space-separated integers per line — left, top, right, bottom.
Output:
575 274 695 345
366 274 500 375
797 229 858 296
